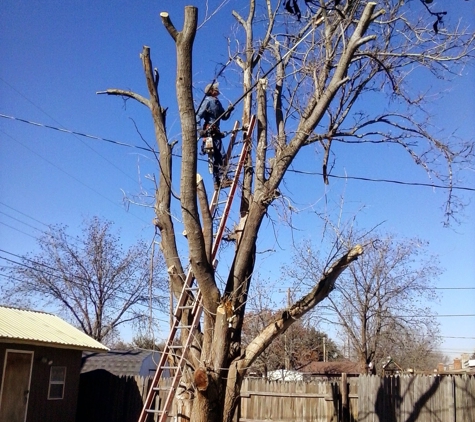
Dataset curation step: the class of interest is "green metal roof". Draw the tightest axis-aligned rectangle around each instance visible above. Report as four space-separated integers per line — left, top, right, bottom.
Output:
0 306 109 352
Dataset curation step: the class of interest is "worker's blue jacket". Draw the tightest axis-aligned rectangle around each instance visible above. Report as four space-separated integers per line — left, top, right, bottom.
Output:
196 96 229 128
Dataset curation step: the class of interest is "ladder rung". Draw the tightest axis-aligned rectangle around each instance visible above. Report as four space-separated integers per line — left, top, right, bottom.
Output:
177 304 195 310
145 409 164 414
168 345 183 349
177 324 193 329
153 386 173 392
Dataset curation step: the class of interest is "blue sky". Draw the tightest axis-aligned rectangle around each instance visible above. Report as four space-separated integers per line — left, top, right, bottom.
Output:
1 1 474 359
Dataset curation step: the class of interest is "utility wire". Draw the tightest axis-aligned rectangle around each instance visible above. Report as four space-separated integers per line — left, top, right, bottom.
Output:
0 113 156 153
2 206 474 295
0 202 114 248
0 210 46 235
0 221 37 240
291 169 475 192
0 77 154 181
0 252 167 316
0 268 171 329
2 248 473 319
2 113 473 192
1 130 150 225
0 202 51 229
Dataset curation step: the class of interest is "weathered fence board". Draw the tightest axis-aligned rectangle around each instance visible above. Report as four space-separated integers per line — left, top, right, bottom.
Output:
357 374 475 422
77 371 474 422
455 374 475 422
239 377 346 422
240 374 474 422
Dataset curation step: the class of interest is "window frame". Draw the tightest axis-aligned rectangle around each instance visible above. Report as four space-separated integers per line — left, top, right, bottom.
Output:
47 366 67 400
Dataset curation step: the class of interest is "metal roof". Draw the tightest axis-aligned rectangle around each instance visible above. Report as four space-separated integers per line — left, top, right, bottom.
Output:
0 306 109 352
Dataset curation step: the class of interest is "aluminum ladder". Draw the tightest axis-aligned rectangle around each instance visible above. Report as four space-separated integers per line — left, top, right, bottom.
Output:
138 115 256 422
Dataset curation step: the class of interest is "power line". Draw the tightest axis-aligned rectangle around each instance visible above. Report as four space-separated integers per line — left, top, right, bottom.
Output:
0 248 160 287
0 203 104 247
433 287 475 290
2 113 474 192
0 210 46 235
1 130 150 225
291 169 475 192
0 221 37 239
0 271 171 337
0 77 157 181
442 336 475 340
0 251 171 337
0 202 50 229
2 246 472 320
0 113 156 153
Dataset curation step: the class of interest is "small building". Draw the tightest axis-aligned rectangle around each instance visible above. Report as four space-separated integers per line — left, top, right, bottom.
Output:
0 305 108 422
437 357 475 374
382 356 404 376
81 349 164 377
300 360 362 380
77 349 169 422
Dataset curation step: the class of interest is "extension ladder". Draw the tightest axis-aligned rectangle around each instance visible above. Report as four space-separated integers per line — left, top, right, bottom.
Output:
138 115 256 422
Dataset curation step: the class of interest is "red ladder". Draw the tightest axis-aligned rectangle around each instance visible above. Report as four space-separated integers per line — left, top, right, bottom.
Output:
138 116 256 422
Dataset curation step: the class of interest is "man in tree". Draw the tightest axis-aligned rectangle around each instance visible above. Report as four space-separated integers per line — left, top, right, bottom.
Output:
196 82 234 190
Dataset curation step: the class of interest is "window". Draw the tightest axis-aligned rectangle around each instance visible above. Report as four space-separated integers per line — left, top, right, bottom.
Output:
48 366 66 400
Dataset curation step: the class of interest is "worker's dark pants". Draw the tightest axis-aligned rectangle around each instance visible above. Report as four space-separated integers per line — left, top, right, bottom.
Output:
212 136 225 185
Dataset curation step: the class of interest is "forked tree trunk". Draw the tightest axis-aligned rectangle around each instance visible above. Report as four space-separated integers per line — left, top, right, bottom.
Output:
101 3 382 422
158 4 378 422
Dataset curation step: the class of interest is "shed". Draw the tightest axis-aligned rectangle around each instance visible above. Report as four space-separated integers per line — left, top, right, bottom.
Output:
300 360 362 380
81 349 164 377
77 349 169 422
0 305 108 422
382 356 404 375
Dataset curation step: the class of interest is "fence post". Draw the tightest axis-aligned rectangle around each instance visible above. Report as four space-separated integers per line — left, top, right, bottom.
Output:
341 373 349 422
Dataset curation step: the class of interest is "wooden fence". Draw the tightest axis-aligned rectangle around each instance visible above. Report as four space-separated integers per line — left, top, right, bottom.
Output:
357 374 475 422
77 369 149 422
239 374 475 422
77 371 475 422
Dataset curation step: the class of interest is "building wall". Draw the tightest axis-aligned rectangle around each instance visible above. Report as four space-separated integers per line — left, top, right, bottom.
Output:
0 343 82 422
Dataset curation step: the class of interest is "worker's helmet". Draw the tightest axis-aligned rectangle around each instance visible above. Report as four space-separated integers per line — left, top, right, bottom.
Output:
205 82 219 95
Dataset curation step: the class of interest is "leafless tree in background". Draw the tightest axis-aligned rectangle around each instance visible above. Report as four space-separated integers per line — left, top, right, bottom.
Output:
1 217 166 344
287 234 443 373
242 309 341 375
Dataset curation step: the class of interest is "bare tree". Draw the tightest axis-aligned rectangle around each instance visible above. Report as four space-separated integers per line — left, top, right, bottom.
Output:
242 309 341 375
0 217 165 344
288 234 443 374
377 327 446 372
98 1 474 420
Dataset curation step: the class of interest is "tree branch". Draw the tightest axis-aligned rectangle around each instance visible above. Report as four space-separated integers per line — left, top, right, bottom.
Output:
96 89 151 108
240 244 363 370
